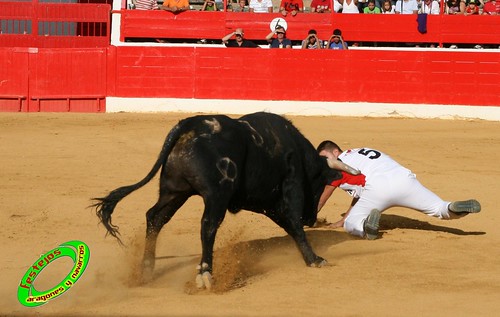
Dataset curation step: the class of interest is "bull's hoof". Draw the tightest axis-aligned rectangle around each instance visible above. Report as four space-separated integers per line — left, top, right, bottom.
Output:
195 272 213 290
195 262 213 290
309 257 328 268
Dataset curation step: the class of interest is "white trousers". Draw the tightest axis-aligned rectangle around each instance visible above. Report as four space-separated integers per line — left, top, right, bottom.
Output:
344 167 451 237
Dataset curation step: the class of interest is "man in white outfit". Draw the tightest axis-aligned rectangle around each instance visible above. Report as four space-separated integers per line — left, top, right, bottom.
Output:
316 140 481 240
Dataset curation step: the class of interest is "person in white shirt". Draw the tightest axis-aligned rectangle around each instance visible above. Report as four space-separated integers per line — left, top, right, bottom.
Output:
249 0 273 12
420 0 440 14
316 141 481 240
395 0 419 13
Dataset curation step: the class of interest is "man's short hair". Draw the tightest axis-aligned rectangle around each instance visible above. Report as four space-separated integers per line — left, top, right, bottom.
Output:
316 140 342 153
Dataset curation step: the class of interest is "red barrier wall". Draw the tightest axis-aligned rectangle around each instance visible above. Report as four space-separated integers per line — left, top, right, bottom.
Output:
0 47 107 112
120 10 500 46
109 46 500 107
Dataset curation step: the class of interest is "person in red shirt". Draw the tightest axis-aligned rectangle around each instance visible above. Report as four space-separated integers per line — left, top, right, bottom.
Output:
310 0 332 12
464 0 479 14
280 0 304 16
482 0 500 14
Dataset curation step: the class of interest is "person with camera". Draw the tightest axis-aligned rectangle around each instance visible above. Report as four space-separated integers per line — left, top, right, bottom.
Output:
301 29 324 49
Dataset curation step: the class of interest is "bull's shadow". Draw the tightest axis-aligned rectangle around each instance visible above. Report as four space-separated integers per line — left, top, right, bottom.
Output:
152 229 351 293
379 214 486 236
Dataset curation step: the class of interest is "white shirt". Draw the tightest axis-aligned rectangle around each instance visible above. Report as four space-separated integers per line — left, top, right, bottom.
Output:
342 0 359 13
420 0 440 14
249 0 273 12
395 0 419 13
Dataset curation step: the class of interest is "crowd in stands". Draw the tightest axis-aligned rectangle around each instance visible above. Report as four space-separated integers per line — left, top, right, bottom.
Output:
129 0 499 48
131 0 500 14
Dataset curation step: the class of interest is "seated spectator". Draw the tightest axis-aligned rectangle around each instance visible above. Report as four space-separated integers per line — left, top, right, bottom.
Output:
202 0 218 11
464 0 480 14
301 29 324 49
160 0 189 13
342 0 360 13
482 0 500 14
381 0 396 12
222 28 259 47
266 26 292 48
327 29 349 50
446 0 465 14
310 0 333 12
280 0 304 16
364 0 381 12
249 0 273 12
395 0 419 13
232 0 250 11
420 0 440 13
132 0 159 10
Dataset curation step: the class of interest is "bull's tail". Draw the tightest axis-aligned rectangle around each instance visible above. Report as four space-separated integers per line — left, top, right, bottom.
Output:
92 123 183 244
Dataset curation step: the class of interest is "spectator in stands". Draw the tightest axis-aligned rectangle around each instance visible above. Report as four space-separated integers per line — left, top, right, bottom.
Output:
445 0 465 14
310 0 333 12
342 0 360 13
132 0 159 10
301 29 324 49
222 28 259 47
420 0 440 13
464 0 480 14
232 0 250 11
327 29 349 50
249 0 274 12
280 0 304 16
395 0 419 13
160 0 190 13
381 0 396 12
202 0 218 10
266 26 292 48
482 0 500 14
364 0 381 12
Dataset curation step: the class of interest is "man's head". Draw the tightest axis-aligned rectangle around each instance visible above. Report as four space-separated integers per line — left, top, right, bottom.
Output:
317 140 343 160
367 0 376 8
332 29 342 42
275 27 286 37
235 28 244 41
308 29 317 42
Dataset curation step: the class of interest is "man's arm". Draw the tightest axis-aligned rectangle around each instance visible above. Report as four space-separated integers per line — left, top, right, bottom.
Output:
328 197 359 229
318 185 336 213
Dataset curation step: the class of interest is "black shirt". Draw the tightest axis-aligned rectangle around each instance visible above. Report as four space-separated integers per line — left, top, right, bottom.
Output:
225 39 259 48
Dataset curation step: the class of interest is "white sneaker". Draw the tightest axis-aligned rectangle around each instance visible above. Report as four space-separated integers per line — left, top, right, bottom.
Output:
364 209 381 240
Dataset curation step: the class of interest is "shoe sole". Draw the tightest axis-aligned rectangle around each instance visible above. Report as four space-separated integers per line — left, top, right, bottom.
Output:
364 209 381 240
449 199 481 214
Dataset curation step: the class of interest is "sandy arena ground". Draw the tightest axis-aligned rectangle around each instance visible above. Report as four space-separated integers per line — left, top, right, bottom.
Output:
1 112 499 317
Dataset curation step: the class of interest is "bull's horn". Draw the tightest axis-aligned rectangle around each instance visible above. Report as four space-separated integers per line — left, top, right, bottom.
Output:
327 158 360 175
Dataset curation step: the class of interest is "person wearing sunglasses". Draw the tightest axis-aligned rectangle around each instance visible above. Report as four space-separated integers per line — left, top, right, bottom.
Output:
265 26 292 48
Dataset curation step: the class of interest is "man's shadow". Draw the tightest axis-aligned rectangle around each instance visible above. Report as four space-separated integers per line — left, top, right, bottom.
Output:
378 214 485 236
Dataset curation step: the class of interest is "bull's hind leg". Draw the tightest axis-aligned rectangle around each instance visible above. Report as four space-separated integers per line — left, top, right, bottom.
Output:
142 193 189 283
196 197 228 290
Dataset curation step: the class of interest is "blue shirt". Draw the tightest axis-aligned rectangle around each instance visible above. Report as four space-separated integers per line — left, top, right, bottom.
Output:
329 41 348 50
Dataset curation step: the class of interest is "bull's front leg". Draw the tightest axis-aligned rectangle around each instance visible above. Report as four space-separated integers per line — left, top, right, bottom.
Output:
196 202 227 290
272 214 328 267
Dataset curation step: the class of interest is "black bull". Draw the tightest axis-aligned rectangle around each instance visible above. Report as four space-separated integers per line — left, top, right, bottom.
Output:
93 112 343 289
